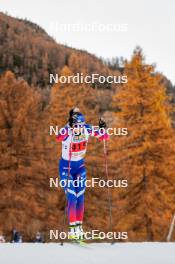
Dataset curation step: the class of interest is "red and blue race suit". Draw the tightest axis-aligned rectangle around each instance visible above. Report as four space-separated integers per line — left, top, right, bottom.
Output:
56 124 109 225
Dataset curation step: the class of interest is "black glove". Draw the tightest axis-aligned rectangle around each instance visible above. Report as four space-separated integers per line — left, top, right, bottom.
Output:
99 117 107 128
68 115 75 127
68 108 80 127
69 107 80 117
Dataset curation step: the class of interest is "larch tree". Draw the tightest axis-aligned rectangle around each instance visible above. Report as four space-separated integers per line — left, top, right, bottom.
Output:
111 48 175 241
0 71 48 240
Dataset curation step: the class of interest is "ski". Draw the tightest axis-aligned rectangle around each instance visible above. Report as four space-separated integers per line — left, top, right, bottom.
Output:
70 239 88 247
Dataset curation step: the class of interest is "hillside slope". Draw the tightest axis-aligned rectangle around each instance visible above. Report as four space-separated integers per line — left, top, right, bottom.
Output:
0 12 116 88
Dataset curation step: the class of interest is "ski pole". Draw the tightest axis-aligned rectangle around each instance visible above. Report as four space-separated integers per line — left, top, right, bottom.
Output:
103 139 113 236
60 131 73 245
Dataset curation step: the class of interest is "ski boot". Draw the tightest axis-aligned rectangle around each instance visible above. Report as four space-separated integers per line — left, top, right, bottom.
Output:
75 223 85 241
68 224 78 241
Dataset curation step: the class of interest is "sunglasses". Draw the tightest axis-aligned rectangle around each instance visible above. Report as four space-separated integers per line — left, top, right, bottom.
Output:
73 123 85 128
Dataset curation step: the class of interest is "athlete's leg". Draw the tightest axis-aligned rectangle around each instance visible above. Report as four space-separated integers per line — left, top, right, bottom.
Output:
59 160 77 225
75 165 86 223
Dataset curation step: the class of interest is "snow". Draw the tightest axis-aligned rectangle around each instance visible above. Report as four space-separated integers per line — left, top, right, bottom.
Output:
0 243 175 264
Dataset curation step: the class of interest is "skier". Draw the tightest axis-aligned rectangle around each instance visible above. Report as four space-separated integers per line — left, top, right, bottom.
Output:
56 108 109 240
34 232 44 243
11 229 22 243
0 233 5 243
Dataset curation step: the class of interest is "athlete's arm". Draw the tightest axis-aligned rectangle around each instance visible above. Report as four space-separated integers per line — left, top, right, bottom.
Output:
56 126 70 142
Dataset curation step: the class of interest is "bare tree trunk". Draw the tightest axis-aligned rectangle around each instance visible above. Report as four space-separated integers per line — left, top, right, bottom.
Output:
167 214 175 242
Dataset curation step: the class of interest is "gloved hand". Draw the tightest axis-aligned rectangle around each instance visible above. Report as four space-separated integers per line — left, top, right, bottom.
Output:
99 117 107 128
68 115 76 127
69 107 80 117
69 108 80 127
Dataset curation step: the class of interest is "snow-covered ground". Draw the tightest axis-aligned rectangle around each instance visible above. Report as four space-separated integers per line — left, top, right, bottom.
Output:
0 243 175 264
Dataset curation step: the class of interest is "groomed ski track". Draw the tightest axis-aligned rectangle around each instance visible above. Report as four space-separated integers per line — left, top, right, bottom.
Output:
0 243 174 264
